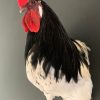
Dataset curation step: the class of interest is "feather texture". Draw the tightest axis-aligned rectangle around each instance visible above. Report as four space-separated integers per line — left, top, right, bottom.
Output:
17 0 93 100
26 40 93 100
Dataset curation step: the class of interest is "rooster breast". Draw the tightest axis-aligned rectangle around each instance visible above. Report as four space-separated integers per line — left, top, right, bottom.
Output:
26 40 93 100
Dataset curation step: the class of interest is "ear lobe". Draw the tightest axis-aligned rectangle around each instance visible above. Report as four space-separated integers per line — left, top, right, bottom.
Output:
38 5 43 17
24 9 41 32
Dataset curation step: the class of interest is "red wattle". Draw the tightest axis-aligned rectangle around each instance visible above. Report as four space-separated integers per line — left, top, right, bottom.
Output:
22 9 40 33
22 15 28 32
17 0 28 8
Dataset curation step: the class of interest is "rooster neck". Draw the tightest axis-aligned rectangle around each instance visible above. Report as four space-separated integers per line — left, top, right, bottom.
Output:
24 1 89 82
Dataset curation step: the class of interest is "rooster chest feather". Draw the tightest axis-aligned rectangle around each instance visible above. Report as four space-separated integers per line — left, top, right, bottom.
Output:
17 0 93 99
26 53 57 92
26 40 93 100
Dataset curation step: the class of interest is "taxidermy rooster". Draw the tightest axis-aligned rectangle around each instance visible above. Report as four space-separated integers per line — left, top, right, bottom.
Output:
17 0 93 100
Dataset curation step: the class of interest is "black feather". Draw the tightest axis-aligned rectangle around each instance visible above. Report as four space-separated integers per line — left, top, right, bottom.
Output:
25 0 89 82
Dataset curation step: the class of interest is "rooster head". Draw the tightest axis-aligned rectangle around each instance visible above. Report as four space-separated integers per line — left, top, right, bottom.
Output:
17 0 43 33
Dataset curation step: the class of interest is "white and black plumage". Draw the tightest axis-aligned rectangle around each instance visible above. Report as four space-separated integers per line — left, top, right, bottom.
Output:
18 0 93 100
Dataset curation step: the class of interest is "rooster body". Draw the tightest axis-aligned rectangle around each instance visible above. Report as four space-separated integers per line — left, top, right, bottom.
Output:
26 40 92 100
17 0 93 100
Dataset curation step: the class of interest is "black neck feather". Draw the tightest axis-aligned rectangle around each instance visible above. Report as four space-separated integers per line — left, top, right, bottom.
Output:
25 1 88 82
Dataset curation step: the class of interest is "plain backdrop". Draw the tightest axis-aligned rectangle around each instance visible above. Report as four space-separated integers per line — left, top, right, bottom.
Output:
0 0 100 100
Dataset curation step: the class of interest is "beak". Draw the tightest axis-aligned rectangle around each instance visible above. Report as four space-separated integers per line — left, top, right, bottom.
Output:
19 7 26 13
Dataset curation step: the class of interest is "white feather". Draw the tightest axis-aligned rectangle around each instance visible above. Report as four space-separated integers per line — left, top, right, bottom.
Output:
26 40 93 100
74 40 91 65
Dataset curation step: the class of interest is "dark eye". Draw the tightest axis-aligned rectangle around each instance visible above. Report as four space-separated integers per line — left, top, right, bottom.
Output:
31 0 41 4
31 0 35 4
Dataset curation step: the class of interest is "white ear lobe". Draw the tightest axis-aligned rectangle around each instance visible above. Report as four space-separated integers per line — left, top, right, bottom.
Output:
38 6 43 17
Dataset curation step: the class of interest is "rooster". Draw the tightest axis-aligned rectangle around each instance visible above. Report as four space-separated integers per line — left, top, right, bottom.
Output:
17 0 93 100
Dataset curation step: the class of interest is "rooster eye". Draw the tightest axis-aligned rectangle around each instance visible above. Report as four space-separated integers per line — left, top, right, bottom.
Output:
30 0 41 4
32 0 35 4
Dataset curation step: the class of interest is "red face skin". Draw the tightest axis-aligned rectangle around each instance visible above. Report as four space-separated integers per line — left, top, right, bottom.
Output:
17 0 41 33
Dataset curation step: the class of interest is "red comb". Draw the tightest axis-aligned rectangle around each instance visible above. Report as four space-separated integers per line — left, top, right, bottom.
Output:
17 0 28 8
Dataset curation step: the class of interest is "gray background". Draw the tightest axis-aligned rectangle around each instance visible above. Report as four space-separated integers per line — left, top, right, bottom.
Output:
0 0 100 100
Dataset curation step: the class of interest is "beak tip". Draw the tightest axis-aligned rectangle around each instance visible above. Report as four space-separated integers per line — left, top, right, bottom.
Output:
19 8 26 14
19 10 22 13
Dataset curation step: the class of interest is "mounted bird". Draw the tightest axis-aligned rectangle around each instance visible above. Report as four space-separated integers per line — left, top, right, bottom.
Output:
17 0 93 100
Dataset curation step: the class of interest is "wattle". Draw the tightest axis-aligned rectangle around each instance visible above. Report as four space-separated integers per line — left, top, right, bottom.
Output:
22 9 40 33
